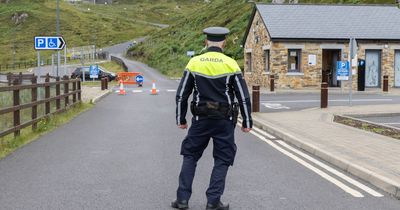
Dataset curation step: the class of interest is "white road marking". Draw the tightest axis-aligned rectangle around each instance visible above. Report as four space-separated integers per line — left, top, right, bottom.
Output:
262 103 290 110
249 131 364 198
276 141 384 197
132 90 143 93
167 89 177 92
237 119 276 140
250 125 276 139
261 99 393 103
382 122 400 125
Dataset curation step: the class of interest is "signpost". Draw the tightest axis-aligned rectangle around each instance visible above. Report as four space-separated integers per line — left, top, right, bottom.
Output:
34 36 66 50
34 36 66 77
90 65 99 80
349 38 358 106
186 51 195 57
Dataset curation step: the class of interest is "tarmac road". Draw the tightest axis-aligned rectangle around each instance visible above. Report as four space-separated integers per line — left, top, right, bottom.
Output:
0 55 399 209
260 92 400 113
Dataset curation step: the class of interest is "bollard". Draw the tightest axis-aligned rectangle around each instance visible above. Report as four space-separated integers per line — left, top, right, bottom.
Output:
105 77 109 89
101 78 105 90
252 86 260 112
270 74 275 92
321 82 328 108
383 75 389 92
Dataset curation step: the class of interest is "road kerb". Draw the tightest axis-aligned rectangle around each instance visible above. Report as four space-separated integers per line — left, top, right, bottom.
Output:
252 116 400 199
91 90 112 104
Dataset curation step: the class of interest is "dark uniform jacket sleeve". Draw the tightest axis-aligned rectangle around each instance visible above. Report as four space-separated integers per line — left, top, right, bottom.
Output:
233 73 253 128
176 69 194 125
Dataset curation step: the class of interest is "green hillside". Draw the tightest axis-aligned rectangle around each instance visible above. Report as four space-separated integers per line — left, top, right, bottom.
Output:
0 0 201 65
127 0 397 77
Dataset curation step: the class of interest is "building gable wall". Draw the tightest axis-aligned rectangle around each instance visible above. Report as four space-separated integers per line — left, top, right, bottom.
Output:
244 10 272 88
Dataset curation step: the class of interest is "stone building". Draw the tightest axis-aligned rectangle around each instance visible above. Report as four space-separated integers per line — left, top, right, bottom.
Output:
243 4 400 89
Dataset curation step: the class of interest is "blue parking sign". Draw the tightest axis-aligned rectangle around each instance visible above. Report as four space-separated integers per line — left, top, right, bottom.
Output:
336 61 350 81
34 36 65 50
90 65 99 79
35 38 46 48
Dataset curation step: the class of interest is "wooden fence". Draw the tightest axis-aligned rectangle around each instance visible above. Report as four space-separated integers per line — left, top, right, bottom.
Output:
0 72 35 85
0 74 81 138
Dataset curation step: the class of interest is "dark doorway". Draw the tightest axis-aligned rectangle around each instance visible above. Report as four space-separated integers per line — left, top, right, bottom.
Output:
322 49 341 87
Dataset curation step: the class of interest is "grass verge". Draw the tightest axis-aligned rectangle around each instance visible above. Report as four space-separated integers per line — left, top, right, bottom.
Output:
99 61 125 74
0 102 93 160
334 115 400 140
82 81 118 87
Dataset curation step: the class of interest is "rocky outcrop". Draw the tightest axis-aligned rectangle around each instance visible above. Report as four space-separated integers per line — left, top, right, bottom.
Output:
11 12 29 25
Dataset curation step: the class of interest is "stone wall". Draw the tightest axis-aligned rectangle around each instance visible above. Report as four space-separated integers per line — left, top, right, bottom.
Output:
244 10 271 89
357 43 400 89
244 10 400 89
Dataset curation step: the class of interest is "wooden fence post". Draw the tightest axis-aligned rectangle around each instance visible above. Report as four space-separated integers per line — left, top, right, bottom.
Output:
13 79 20 137
45 74 51 115
18 72 22 83
56 77 61 111
31 76 38 130
72 79 77 104
63 75 69 108
77 79 81 101
7 72 12 86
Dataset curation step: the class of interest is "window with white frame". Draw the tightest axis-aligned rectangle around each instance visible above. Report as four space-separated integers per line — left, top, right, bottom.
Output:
288 49 301 72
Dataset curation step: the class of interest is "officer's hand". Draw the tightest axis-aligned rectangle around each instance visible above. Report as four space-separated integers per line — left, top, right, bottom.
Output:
178 124 188 129
241 127 252 133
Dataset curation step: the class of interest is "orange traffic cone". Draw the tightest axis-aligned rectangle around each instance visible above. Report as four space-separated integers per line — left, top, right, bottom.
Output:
119 80 126 95
151 80 158 95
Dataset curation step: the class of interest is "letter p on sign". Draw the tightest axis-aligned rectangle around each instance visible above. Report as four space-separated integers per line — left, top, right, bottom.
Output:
35 38 46 48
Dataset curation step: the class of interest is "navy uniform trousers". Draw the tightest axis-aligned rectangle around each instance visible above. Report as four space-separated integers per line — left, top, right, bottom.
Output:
177 117 236 205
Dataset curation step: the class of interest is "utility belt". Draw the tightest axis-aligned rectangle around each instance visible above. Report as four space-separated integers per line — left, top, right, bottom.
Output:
191 101 239 124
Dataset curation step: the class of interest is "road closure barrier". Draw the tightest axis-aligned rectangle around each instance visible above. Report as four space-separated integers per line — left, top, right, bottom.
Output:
117 72 142 85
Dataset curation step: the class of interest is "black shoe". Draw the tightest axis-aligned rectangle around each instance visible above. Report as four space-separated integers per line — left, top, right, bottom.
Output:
206 201 229 210
171 200 189 209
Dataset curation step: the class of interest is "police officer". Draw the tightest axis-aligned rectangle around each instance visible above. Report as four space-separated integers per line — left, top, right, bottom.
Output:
171 27 253 210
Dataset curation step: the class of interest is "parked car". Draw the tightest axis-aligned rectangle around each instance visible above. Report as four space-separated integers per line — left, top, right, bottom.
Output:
71 67 116 81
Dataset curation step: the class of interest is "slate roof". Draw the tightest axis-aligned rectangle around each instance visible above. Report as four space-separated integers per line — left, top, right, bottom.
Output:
254 4 400 40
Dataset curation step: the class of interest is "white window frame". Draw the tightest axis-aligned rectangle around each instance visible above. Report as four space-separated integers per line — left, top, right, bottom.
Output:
288 49 302 73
